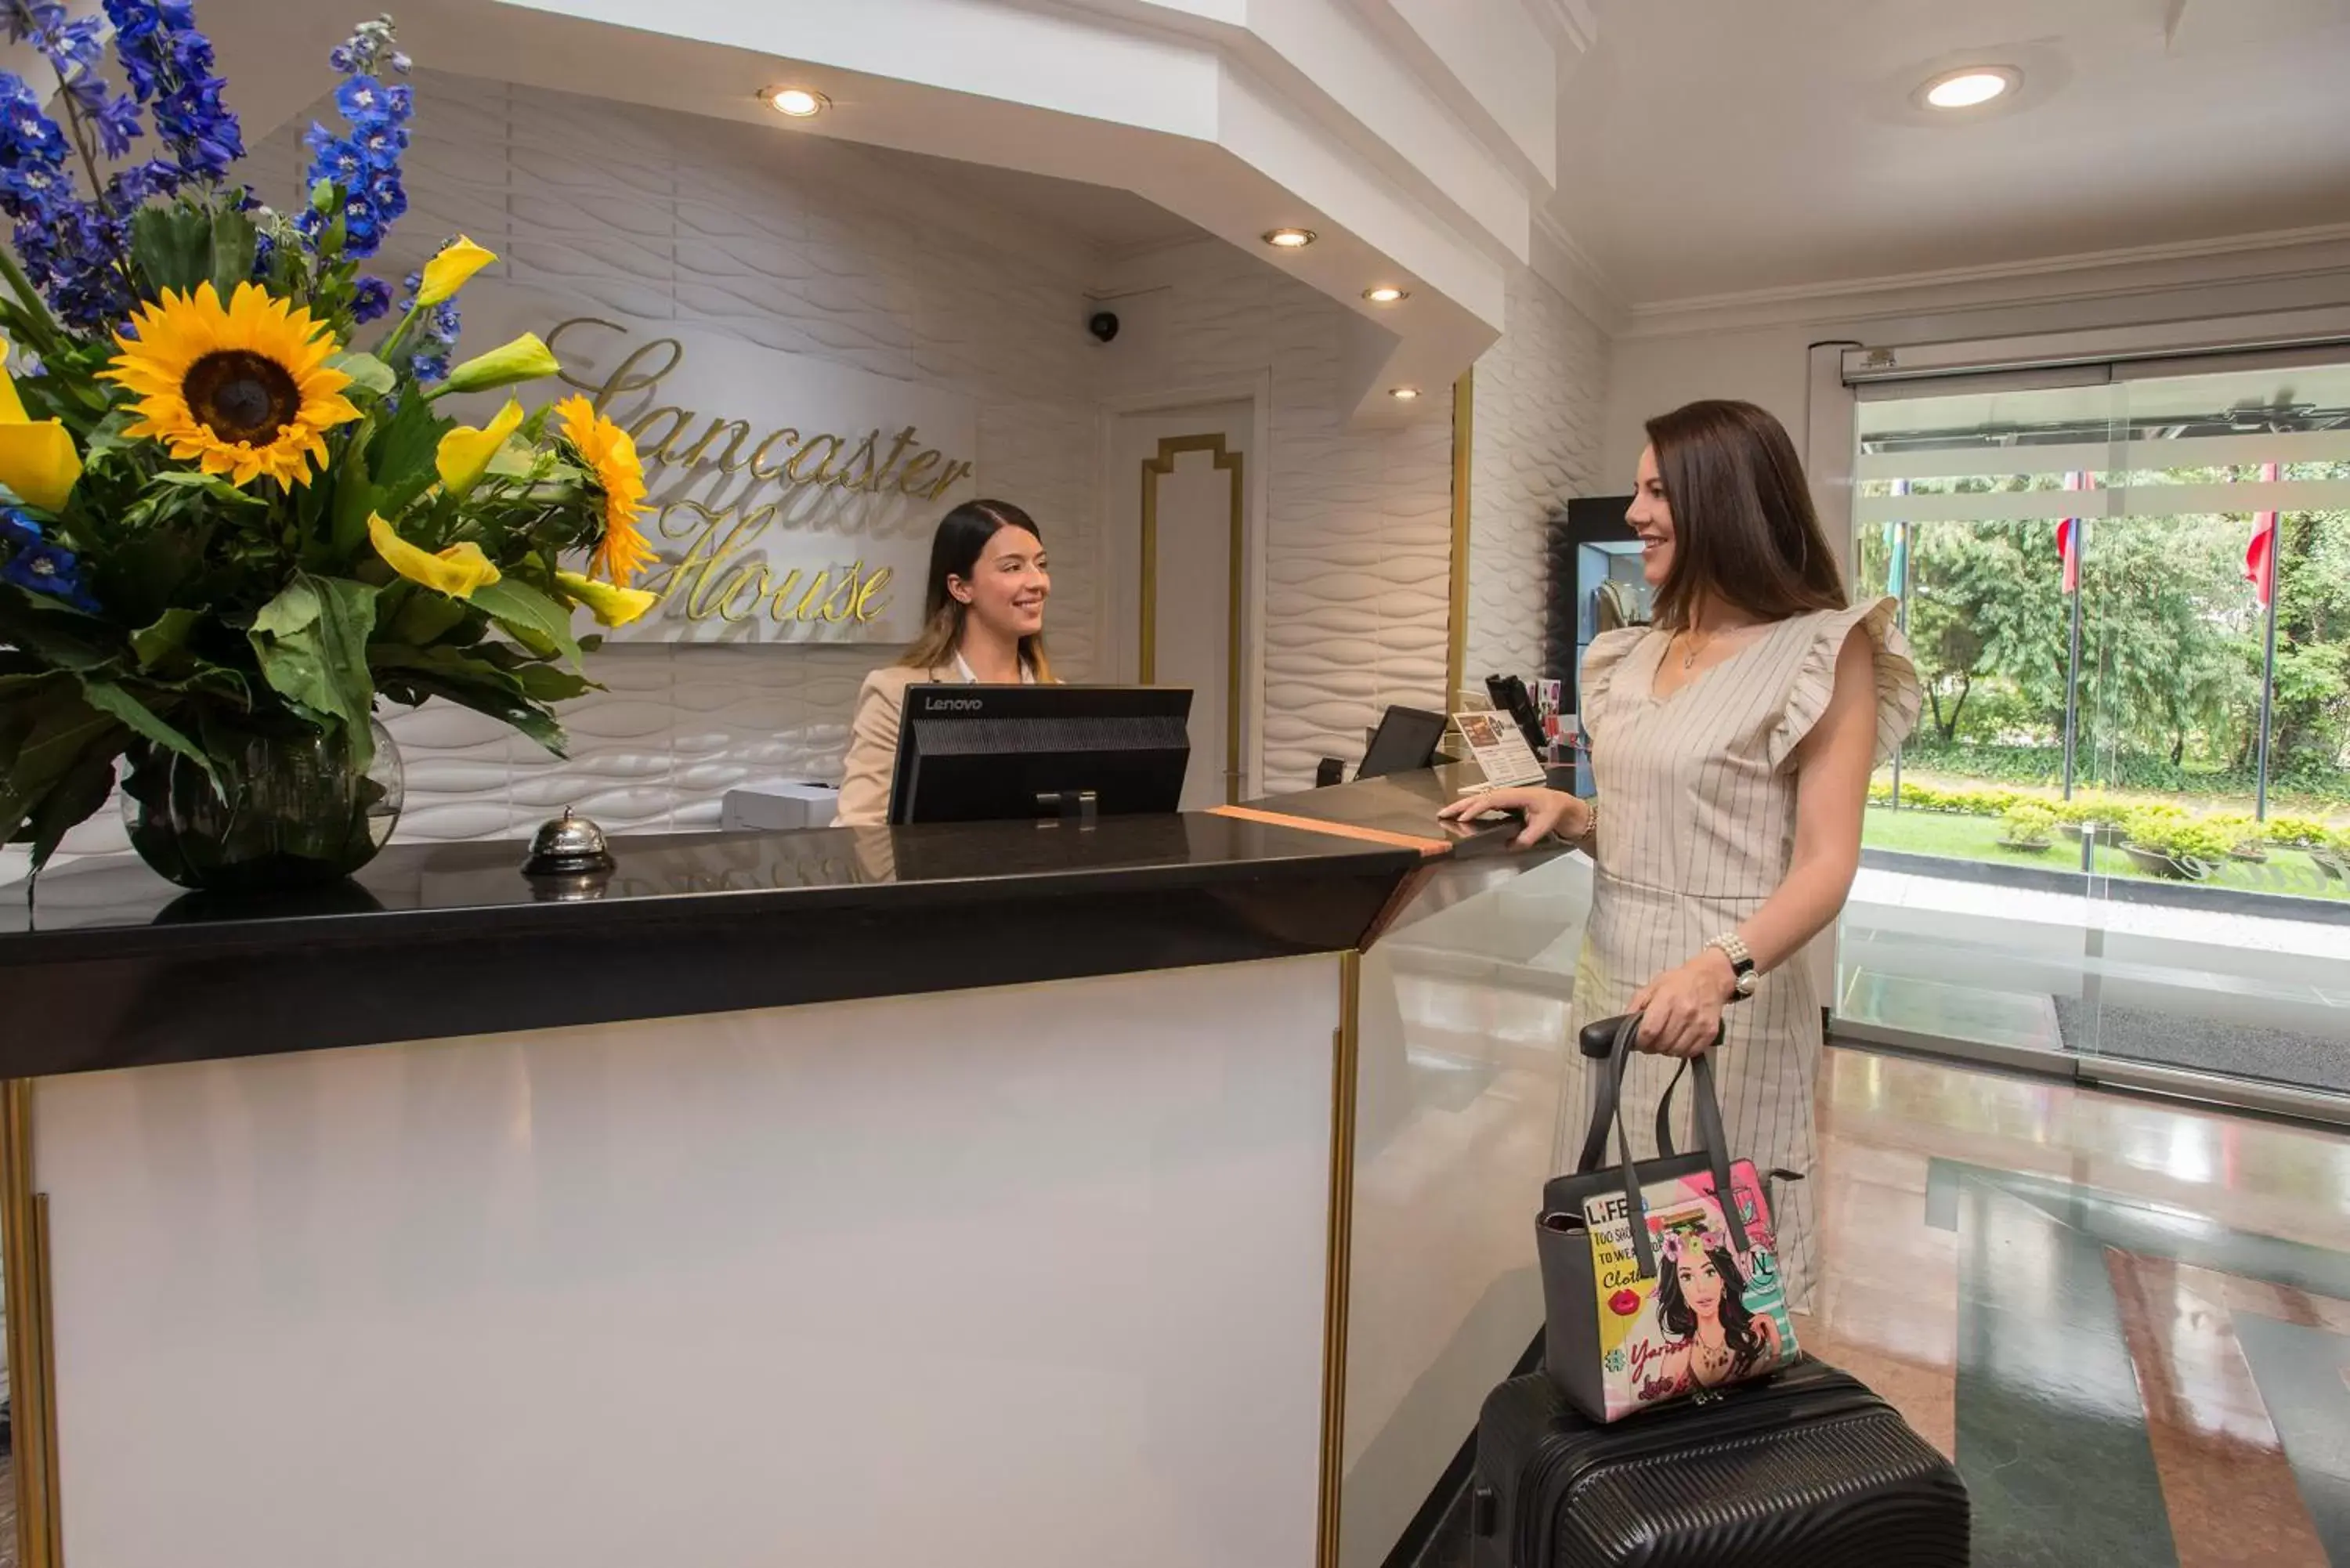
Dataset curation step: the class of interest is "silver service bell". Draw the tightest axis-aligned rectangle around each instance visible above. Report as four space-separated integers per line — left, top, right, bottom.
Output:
522 806 616 878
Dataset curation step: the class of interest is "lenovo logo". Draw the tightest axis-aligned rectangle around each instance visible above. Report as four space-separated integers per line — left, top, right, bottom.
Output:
924 697 985 713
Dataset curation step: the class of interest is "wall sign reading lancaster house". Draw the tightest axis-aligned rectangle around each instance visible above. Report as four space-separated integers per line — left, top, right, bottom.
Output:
457 284 978 645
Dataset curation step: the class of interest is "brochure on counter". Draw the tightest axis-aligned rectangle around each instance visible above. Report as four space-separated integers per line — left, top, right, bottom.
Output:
1451 710 1547 792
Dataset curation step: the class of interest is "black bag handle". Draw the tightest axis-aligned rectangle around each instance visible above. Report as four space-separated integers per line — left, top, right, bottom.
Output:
1568 1013 1750 1280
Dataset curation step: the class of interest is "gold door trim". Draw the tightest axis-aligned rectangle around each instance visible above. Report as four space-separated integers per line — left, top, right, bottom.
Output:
4 1078 63 1567
1445 369 1474 707
1139 433 1248 804
1314 950 1362 1568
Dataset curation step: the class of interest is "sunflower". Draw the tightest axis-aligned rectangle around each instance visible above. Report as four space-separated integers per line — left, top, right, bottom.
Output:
555 395 653 586
102 283 362 489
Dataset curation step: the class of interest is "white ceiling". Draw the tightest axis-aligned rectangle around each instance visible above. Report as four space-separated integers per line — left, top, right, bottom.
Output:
858 150 1206 258
1549 0 2350 306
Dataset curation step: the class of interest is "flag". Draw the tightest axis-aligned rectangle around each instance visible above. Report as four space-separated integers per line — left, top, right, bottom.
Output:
2054 471 2090 594
1885 479 1910 597
2243 460 2281 609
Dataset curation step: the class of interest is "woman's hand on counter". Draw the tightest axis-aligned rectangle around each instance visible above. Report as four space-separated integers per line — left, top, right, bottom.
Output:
1436 786 1586 850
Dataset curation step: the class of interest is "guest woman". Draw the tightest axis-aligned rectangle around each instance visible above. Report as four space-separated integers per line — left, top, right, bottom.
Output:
1441 399 1919 1310
835 498 1053 827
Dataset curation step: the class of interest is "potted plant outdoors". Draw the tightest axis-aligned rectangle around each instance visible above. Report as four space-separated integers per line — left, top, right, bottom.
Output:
2057 793 2131 847
2120 813 2229 882
0 9 658 892
2207 813 2270 864
1995 802 2058 854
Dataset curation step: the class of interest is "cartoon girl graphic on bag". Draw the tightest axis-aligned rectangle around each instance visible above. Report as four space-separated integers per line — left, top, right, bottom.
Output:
1654 1229 1783 1392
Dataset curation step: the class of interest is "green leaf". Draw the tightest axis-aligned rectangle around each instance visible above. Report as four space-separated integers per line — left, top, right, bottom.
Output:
369 643 569 755
0 587 116 671
76 677 215 782
0 676 125 868
388 587 471 647
328 419 380 562
328 351 396 399
207 208 259 302
152 469 269 508
470 578 585 669
512 663 595 704
129 202 214 296
248 576 379 759
131 607 201 670
370 391 451 519
24 731 122 869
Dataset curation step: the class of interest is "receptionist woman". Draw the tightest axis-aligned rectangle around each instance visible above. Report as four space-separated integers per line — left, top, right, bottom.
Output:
834 499 1054 826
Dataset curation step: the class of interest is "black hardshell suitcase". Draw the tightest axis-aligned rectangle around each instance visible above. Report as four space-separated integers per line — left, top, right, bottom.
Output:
1470 1360 1968 1568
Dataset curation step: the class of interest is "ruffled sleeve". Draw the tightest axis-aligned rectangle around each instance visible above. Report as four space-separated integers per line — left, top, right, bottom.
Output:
1766 596 1922 771
1577 627 1648 742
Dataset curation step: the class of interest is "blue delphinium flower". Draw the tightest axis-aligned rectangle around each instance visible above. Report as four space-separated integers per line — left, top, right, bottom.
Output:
351 275 392 323
100 0 242 186
0 71 133 328
396 263 460 385
0 507 100 613
302 16 410 260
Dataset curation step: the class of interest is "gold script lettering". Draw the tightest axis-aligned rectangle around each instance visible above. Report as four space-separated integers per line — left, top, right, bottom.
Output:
540 318 963 635
895 450 941 496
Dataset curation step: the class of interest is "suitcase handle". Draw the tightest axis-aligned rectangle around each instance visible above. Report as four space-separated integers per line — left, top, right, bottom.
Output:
1570 1013 1750 1279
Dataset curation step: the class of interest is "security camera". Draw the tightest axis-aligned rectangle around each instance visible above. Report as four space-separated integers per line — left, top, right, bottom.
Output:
1088 311 1120 344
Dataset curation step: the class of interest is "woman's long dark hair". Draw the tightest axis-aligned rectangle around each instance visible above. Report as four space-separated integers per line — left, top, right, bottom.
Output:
1644 399 1846 631
1655 1238 1767 1377
898 498 1050 678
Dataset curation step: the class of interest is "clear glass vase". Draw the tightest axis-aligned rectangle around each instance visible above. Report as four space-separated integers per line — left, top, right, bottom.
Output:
121 715 404 893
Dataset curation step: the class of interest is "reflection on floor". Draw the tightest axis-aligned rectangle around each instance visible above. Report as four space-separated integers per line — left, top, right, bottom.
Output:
1411 1046 2350 1568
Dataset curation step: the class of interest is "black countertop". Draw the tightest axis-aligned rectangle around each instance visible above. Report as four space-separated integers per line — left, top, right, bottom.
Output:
0 811 1418 1079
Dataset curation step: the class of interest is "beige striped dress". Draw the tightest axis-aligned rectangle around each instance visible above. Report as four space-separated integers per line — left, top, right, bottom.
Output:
1563 598 1920 1312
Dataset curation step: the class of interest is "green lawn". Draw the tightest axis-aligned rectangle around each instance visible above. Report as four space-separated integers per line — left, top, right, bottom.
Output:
1862 807 2349 901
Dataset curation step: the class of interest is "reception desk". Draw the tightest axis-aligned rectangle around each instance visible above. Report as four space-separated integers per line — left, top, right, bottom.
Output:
0 768 1588 1568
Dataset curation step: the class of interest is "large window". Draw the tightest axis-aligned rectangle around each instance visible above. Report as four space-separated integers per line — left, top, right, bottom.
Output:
1834 356 2350 1107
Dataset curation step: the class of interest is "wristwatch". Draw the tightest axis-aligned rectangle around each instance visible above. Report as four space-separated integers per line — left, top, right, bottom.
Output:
1705 932 1758 1002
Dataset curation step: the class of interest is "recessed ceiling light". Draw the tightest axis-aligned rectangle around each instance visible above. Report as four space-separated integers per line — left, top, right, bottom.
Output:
762 86 829 118
1263 227 1317 249
1363 286 1410 304
1389 386 1420 400
1921 67 2016 110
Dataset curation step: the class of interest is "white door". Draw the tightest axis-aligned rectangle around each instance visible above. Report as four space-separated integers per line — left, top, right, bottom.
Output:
1109 403 1254 809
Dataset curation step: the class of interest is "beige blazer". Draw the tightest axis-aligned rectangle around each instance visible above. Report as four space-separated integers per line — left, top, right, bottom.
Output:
835 663 958 828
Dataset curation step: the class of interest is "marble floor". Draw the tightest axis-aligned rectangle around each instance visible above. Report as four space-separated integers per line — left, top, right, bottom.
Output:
1415 1044 2350 1568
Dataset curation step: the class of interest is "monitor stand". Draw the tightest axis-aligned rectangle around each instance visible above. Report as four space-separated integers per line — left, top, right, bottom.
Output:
1034 789 1101 826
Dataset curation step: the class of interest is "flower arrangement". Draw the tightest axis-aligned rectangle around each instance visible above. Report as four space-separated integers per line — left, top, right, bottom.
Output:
0 6 654 887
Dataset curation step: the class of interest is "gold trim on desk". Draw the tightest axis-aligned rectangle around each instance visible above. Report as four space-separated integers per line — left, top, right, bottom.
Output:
1315 950 1362 1568
1139 434 1249 804
1445 370 1474 706
4 1078 63 1567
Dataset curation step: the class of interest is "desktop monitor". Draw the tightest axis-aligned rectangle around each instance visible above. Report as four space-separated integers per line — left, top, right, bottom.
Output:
887 685 1194 826
1357 705 1448 779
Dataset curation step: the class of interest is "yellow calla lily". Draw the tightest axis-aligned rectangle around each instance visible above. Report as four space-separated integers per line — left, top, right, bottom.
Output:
434 333 560 398
416 237 497 306
556 569 657 628
435 399 525 494
369 512 502 598
0 345 82 512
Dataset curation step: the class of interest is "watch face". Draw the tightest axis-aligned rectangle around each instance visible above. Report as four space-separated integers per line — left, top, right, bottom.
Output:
1735 971 1759 995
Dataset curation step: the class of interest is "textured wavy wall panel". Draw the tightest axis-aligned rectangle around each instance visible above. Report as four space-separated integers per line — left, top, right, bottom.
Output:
1160 251 1456 792
238 73 1103 845
1466 264 1609 688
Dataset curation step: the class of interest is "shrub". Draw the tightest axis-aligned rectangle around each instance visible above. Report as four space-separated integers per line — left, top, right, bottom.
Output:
1999 804 2058 845
2205 813 2268 852
2125 815 2232 864
1889 782 2019 818
2267 814 2335 849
